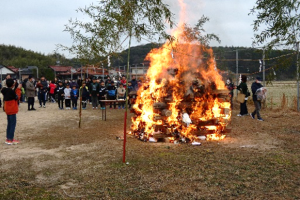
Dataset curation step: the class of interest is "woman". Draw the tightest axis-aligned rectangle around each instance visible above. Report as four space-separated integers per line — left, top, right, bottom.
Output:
236 75 250 116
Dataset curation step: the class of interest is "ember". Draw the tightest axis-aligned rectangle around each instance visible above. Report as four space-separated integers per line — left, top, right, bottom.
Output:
129 21 231 144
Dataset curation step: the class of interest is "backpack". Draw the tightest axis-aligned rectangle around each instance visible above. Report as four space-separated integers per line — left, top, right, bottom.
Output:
108 89 116 96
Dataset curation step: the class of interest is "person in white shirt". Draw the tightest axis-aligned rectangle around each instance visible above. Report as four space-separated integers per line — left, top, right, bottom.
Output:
64 84 72 109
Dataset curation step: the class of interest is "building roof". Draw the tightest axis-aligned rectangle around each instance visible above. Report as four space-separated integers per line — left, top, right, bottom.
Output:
7 66 19 73
49 66 73 72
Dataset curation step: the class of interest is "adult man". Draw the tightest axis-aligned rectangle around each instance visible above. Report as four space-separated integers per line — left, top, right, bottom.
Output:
26 75 36 111
89 77 100 109
250 77 264 121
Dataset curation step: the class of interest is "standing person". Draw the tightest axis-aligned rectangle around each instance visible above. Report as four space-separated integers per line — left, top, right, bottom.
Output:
107 81 117 109
131 75 138 91
21 86 25 103
1 79 21 144
70 79 79 89
79 81 89 109
250 77 264 121
77 77 82 88
225 78 234 109
56 81 65 110
2 74 11 88
37 84 47 108
117 83 126 109
0 81 2 108
98 81 107 110
26 75 36 111
120 76 127 88
49 81 56 103
105 76 111 86
40 76 48 103
127 81 133 108
71 85 79 110
236 75 250 116
89 77 100 109
64 84 72 110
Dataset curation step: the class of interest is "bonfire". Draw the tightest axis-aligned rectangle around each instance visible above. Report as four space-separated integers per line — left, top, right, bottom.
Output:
130 21 231 144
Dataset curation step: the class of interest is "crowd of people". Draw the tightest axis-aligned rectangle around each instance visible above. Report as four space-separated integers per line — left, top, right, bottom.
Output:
0 74 142 111
1 74 265 145
226 75 265 121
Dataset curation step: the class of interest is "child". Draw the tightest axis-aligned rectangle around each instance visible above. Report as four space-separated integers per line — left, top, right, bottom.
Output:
21 86 25 103
1 79 21 145
117 83 126 109
49 80 56 103
37 84 47 108
64 84 72 110
107 81 117 109
79 82 89 109
71 85 79 110
98 81 107 109
56 81 65 110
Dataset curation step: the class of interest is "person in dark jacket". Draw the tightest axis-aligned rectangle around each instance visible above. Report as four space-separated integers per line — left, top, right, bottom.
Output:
70 79 79 89
89 77 100 109
131 76 138 91
250 77 264 121
98 81 107 109
236 75 250 116
79 82 89 109
107 81 117 109
1 79 21 144
225 78 234 109
37 84 47 108
56 81 65 110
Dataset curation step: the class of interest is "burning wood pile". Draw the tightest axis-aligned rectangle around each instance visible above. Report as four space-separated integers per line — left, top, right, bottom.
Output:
129 25 231 144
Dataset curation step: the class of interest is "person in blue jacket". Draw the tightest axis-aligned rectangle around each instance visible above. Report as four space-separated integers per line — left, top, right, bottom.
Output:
71 85 79 110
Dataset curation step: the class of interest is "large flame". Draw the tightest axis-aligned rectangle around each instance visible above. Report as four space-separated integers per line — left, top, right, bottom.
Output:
130 1 231 143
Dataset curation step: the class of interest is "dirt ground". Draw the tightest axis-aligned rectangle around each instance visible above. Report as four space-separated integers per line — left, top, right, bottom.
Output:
0 99 300 199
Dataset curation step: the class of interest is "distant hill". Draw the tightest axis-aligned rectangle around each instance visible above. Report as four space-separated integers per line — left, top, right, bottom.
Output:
0 44 77 80
112 44 297 81
0 43 297 81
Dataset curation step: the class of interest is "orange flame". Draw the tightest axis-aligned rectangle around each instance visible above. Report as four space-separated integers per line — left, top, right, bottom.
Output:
131 1 231 143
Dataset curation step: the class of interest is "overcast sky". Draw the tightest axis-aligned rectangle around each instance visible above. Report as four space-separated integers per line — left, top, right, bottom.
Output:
0 0 257 57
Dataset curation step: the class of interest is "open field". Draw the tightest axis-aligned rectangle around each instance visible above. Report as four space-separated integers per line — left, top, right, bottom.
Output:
1 86 300 199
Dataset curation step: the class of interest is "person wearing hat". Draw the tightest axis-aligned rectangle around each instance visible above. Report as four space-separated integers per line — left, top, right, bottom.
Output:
236 75 250 116
26 75 36 111
250 77 264 121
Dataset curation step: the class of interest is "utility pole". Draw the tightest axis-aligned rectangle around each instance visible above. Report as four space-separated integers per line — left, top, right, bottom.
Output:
263 49 266 86
236 49 238 95
296 42 299 111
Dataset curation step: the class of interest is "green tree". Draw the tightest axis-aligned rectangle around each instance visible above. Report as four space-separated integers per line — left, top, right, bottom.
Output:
250 0 300 49
61 0 176 158
250 0 300 111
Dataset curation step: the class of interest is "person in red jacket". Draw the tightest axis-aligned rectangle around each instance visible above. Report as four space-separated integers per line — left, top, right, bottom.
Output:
1 79 21 145
49 80 56 103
